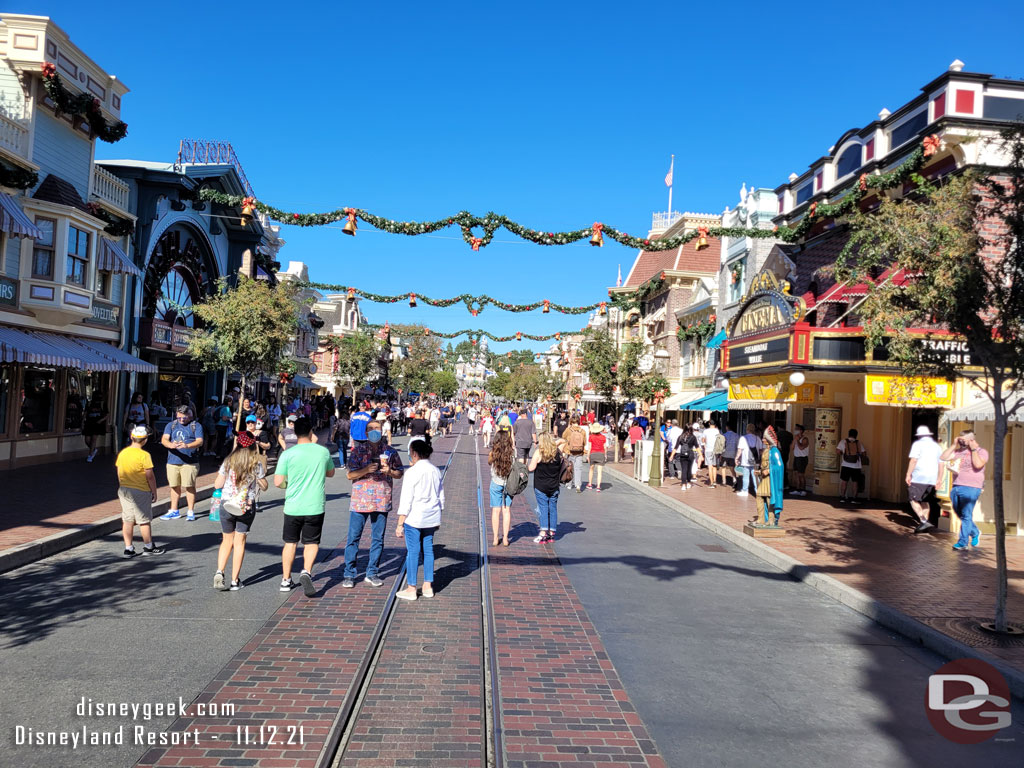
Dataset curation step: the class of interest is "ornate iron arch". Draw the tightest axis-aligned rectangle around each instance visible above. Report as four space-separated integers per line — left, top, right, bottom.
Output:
142 223 218 319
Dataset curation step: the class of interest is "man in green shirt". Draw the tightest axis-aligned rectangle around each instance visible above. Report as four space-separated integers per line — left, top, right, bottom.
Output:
274 417 335 596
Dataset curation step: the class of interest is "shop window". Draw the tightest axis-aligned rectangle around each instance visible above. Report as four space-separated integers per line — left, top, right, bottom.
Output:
20 366 56 433
96 270 112 299
0 364 10 437
65 370 85 432
728 259 746 303
32 217 56 280
889 111 928 150
796 183 813 205
66 225 90 286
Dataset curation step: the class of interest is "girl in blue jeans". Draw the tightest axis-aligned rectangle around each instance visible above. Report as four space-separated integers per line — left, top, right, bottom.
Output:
395 438 444 601
529 433 562 543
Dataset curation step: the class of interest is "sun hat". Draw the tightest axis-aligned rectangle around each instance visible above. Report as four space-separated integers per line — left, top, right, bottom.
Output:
236 430 255 448
130 425 149 439
915 425 933 437
589 423 604 434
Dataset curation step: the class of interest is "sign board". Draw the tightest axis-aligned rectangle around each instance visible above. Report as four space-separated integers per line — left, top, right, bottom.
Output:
0 274 17 307
726 271 807 341
814 407 842 472
865 375 954 408
728 336 790 368
90 301 120 327
729 377 814 404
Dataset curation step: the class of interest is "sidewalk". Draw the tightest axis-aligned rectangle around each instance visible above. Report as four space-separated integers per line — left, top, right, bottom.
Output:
608 457 1024 679
0 433 326 574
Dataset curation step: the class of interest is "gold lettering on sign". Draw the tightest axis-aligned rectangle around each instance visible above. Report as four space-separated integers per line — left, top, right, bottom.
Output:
737 300 785 335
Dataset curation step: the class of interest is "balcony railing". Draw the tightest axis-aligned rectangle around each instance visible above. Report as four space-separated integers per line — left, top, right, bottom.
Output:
91 165 131 213
0 113 29 161
651 211 682 232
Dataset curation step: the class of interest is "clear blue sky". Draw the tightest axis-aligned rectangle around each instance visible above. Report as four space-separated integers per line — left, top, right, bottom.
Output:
25 0 1024 352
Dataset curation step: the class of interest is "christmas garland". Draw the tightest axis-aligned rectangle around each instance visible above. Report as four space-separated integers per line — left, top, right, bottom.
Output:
41 62 128 143
196 137 931 251
371 325 583 343
303 281 607 317
86 202 135 237
0 161 38 190
677 316 717 348
641 375 672 403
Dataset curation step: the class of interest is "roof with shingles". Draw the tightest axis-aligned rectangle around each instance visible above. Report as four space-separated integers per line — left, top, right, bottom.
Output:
623 237 721 288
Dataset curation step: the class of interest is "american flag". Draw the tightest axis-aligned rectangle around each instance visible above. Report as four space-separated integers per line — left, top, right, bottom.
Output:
664 157 674 188
617 264 622 287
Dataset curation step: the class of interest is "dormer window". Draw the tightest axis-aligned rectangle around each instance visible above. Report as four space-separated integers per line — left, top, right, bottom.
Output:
796 183 813 205
836 145 861 179
889 110 928 150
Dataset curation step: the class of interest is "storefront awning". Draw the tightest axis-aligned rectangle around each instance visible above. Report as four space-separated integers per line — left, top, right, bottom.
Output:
942 393 1024 424
33 332 120 371
706 329 727 349
291 375 317 389
0 325 84 366
71 338 158 373
0 193 43 239
97 238 142 277
675 389 729 412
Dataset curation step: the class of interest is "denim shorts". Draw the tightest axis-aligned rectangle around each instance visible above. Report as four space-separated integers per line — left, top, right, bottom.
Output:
489 481 512 508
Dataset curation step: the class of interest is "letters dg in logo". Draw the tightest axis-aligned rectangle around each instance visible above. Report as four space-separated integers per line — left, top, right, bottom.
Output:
926 658 1012 743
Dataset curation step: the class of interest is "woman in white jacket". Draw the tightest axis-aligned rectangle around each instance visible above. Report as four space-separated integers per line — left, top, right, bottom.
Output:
394 438 445 601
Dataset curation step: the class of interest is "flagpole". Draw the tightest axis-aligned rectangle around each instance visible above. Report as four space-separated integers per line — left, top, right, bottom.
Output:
667 154 674 214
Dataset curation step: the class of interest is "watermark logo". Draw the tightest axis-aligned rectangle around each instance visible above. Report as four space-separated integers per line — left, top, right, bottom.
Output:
926 658 1012 743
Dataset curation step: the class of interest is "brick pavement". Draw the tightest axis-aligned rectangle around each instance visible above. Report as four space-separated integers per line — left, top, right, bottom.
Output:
485 447 667 768
341 435 484 767
610 457 1024 670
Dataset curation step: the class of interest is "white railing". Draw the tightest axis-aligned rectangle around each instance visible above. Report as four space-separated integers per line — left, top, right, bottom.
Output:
91 165 131 212
651 210 682 231
0 113 29 160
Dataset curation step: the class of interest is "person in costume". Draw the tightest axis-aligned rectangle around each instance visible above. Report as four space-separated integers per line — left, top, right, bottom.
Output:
752 425 785 526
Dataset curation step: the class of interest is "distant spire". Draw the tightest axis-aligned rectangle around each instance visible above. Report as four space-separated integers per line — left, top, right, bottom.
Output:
616 264 622 287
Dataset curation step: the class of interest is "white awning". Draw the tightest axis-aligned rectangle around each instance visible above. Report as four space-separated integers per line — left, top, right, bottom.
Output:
942 393 1024 424
728 400 789 412
291 375 318 389
663 391 701 409
97 238 142 277
0 192 43 239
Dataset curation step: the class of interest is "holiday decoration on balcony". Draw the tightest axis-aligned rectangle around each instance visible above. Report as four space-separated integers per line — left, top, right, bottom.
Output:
41 61 128 143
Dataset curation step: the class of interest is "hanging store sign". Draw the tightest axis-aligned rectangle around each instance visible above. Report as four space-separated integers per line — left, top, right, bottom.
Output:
726 271 806 340
0 275 17 307
865 375 954 408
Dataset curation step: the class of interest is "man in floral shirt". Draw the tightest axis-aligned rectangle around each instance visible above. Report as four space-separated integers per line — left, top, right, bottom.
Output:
342 419 404 588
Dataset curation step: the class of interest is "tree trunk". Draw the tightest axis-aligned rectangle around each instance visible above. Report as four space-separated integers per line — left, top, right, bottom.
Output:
991 389 1009 632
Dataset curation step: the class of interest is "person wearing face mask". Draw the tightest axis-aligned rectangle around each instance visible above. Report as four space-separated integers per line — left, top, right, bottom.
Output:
791 424 811 496
342 420 405 589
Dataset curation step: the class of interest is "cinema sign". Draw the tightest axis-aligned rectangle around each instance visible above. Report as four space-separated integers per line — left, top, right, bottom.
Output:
727 271 806 340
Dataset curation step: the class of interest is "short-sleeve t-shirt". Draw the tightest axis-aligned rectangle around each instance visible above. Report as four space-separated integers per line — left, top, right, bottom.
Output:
909 437 943 485
276 442 333 516
163 420 203 465
589 432 607 453
951 447 988 489
348 441 402 513
836 438 864 469
116 445 153 492
219 460 267 514
629 425 643 443
350 410 371 441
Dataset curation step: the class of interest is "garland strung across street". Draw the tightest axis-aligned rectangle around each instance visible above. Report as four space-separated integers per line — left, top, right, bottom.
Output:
41 62 128 143
303 282 607 317
196 135 934 250
367 324 583 343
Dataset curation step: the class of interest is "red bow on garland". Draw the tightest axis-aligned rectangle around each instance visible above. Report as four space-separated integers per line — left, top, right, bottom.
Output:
41 61 56 78
923 134 941 157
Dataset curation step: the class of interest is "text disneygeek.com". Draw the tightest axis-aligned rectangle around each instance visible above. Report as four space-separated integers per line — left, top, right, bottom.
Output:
13 697 304 748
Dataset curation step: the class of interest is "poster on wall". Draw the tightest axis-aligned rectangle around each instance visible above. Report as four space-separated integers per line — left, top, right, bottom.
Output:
814 407 841 472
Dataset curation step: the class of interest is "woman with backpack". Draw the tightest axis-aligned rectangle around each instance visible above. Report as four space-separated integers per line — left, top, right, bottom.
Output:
213 430 268 591
529 432 562 543
669 426 699 490
488 430 515 546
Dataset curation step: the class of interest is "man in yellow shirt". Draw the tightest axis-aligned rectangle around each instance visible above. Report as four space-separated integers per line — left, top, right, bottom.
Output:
116 426 163 558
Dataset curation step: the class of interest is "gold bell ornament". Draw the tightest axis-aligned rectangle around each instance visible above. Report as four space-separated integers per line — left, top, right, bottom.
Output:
409 293 417 308
542 300 550 313
695 226 709 250
590 222 604 247
342 207 358 236
347 287 355 300
240 196 256 227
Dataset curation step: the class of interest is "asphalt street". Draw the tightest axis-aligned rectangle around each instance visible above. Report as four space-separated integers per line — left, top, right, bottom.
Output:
0 437 395 768
549 475 1024 768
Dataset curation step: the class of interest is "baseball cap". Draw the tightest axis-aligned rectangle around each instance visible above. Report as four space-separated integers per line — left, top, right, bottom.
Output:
286 413 297 422
130 425 149 439
245 414 258 424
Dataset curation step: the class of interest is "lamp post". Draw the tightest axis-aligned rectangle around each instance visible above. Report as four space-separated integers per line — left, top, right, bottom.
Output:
648 347 672 487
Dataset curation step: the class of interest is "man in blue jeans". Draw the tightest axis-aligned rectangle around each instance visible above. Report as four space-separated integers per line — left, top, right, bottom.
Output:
342 420 404 587
941 429 989 551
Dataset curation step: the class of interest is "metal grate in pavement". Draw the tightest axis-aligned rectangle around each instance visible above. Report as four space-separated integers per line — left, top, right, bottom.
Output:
698 544 728 553
918 617 1024 647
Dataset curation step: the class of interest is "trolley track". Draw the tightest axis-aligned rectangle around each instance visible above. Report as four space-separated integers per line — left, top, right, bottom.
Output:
317 427 504 768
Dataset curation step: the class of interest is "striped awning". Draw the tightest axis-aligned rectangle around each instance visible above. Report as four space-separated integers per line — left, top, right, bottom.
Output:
941 392 1024 424
33 332 119 371
728 400 789 412
97 238 142 277
71 337 157 373
0 192 43 239
0 325 83 366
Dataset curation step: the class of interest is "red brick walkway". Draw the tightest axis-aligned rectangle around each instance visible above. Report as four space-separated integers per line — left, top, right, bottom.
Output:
610 458 1024 670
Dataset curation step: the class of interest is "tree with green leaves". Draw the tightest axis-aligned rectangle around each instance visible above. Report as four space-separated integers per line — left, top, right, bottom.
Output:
324 331 381 400
186 275 300 431
427 369 458 400
390 324 444 394
835 123 1024 633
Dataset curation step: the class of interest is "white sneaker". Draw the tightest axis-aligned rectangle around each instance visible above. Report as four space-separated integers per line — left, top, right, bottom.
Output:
736 490 749 497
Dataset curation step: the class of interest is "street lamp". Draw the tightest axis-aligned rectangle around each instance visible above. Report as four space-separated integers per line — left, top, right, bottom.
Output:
649 347 671 488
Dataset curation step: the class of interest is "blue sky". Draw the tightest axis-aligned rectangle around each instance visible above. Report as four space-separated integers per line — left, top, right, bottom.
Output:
24 0 1024 352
